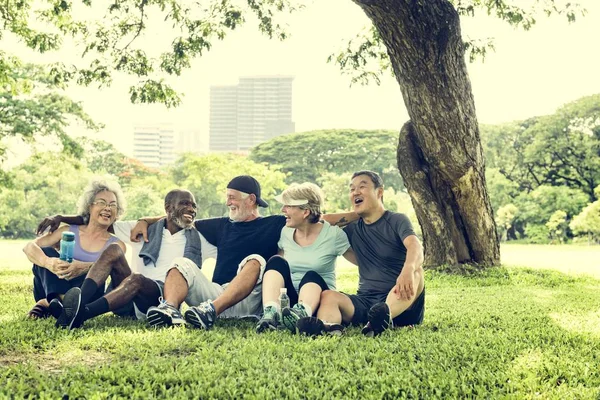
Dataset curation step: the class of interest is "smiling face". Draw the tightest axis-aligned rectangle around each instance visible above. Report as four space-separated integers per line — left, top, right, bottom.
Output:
281 205 309 228
349 174 383 217
90 190 118 227
167 191 197 229
226 189 255 222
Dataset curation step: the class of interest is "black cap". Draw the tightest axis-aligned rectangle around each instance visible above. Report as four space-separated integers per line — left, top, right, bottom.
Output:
227 175 269 208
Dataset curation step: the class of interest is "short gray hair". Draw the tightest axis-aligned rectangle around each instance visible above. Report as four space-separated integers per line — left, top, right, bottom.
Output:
77 177 126 223
281 182 324 224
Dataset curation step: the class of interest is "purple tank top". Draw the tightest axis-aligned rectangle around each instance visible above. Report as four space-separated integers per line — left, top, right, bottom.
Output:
68 225 120 263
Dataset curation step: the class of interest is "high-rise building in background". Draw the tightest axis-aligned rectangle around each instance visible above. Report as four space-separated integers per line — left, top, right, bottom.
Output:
133 124 175 167
209 76 295 152
176 129 209 155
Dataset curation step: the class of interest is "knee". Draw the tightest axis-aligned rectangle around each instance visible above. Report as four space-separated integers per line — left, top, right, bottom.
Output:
40 246 60 258
265 256 288 274
123 273 144 292
320 290 338 304
104 243 125 261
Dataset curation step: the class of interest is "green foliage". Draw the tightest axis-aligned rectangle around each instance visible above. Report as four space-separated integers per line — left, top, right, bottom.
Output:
496 204 518 242
2 240 600 398
482 95 600 201
79 138 160 186
546 210 568 243
328 1 585 85
250 129 404 191
570 188 600 243
0 60 101 163
1 0 301 106
0 152 92 238
170 152 287 218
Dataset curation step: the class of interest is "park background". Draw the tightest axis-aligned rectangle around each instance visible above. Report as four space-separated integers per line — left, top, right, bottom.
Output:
1 0 600 398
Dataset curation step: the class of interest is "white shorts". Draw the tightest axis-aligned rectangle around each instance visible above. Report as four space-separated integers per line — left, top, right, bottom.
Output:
173 257 265 319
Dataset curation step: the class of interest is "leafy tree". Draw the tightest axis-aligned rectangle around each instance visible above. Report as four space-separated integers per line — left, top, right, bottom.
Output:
0 60 101 168
316 172 353 213
481 95 600 201
512 185 588 243
170 153 287 218
0 152 92 238
546 210 568 244
79 138 161 186
2 0 586 267
496 204 519 242
570 200 600 244
251 129 403 190
123 177 172 221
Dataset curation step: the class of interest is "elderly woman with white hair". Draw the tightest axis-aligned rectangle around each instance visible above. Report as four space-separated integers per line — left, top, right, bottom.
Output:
23 178 127 319
256 182 355 334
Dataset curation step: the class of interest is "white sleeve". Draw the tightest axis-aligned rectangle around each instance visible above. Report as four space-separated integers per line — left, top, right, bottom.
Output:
112 220 137 244
199 232 217 263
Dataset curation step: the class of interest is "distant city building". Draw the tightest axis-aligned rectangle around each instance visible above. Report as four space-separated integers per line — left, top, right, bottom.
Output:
176 129 208 155
133 124 175 167
209 76 295 152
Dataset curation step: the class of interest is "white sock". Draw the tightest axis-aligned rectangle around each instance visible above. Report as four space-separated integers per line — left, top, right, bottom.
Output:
264 301 280 313
298 301 313 317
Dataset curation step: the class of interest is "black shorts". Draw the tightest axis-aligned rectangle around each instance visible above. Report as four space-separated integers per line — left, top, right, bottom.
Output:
347 287 425 327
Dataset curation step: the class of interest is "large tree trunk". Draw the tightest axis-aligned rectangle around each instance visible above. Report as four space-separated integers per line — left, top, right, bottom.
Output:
353 0 500 267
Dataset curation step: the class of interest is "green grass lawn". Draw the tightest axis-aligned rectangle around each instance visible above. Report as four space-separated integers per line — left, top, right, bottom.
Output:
1 240 599 398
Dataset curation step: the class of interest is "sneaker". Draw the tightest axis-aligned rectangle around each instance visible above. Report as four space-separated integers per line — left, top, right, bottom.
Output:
48 298 63 319
146 299 186 328
55 287 84 330
362 302 393 337
184 301 217 330
281 303 309 334
256 306 279 333
296 316 325 337
325 323 345 337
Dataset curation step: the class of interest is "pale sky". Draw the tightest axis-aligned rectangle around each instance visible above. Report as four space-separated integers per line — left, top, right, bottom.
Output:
5 0 600 158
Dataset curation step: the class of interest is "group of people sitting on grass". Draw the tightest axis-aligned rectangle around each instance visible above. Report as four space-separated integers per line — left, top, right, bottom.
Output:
24 171 425 337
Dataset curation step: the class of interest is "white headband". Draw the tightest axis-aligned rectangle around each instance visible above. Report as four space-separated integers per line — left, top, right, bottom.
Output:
274 194 309 206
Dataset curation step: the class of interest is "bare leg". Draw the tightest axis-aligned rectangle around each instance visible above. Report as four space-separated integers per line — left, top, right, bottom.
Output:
212 260 260 315
297 283 322 316
261 269 284 306
86 243 132 287
316 290 355 324
386 268 425 317
104 273 161 312
162 268 189 308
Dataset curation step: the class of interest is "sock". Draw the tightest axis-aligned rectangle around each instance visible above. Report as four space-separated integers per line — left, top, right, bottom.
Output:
297 302 313 317
80 278 100 305
264 301 280 313
83 297 110 321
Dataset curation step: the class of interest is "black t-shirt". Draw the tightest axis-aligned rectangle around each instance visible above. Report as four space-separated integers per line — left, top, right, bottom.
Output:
344 211 416 296
195 215 286 285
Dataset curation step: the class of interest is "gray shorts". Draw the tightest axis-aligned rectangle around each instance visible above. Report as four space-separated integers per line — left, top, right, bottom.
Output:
173 258 264 319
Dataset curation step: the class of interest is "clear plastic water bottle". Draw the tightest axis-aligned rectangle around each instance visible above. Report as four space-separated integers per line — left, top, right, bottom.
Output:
278 288 290 319
59 231 75 262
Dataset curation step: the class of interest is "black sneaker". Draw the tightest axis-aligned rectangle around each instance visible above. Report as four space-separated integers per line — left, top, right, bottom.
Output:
296 317 325 337
256 306 279 333
48 298 63 319
55 287 84 330
184 301 217 330
362 302 393 337
281 304 309 334
146 299 186 328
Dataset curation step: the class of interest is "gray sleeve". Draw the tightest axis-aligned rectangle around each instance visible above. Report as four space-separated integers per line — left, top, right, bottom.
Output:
391 213 416 242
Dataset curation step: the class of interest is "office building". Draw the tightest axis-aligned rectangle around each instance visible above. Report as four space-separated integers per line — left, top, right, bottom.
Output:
132 124 175 167
209 76 295 152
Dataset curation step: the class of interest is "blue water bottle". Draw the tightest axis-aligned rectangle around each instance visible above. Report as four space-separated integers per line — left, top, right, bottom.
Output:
59 231 75 263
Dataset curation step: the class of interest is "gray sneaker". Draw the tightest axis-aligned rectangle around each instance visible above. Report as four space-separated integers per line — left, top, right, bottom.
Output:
184 300 217 330
281 303 309 334
146 299 185 328
256 305 279 333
